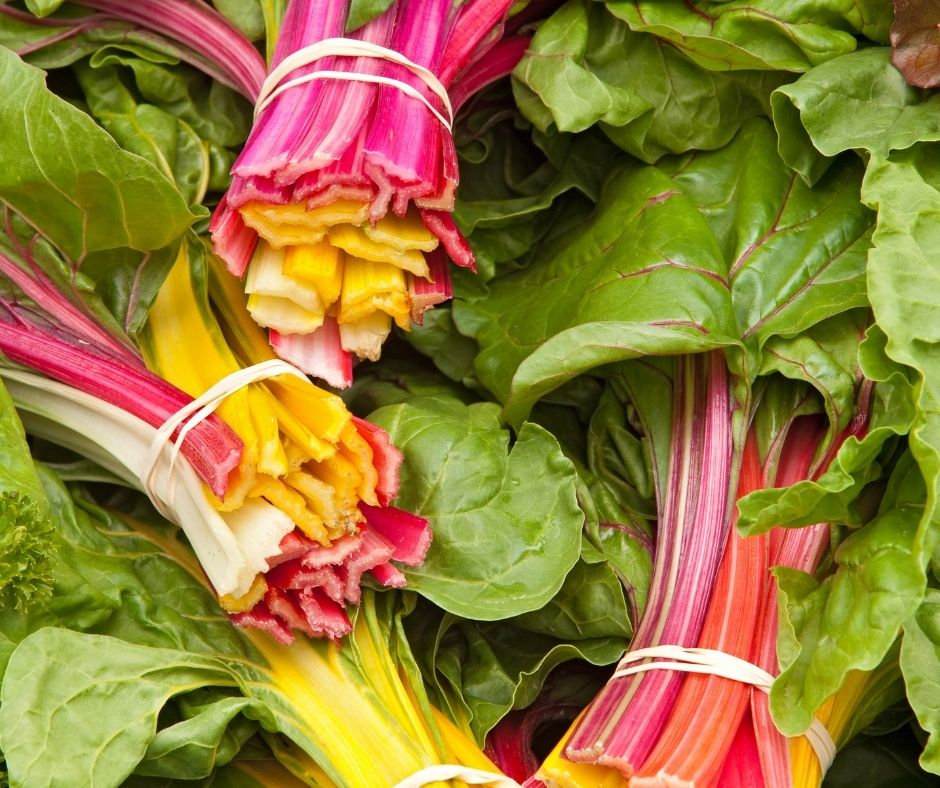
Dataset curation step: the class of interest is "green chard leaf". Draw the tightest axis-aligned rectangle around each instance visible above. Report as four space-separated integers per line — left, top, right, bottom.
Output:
368 396 583 620
0 46 203 336
770 452 927 735
0 45 201 259
665 119 873 368
901 588 940 775
455 161 735 422
407 596 626 743
512 0 786 163
0 630 247 787
606 0 878 72
738 323 916 535
864 144 940 571
772 48 940 184
454 119 871 425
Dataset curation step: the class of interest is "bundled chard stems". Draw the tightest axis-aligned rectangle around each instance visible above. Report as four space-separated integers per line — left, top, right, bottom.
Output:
0 216 431 643
210 0 523 384
9 0 528 384
565 352 737 772
535 373 878 786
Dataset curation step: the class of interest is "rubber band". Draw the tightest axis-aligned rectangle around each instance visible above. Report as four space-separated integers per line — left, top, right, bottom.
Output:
393 765 521 788
611 645 837 774
140 359 308 517
254 37 453 130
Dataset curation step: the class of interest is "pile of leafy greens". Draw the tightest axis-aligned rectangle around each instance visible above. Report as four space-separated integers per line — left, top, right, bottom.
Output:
3 0 940 784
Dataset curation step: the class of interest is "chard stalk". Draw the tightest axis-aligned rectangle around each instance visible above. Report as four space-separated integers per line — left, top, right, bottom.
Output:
71 0 267 100
565 352 736 772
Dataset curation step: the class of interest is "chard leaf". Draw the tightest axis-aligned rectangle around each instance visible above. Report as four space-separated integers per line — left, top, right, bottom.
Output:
606 0 871 72
665 119 873 366
135 692 257 778
901 589 940 773
369 396 583 620
23 0 63 16
212 0 266 41
512 0 784 162
459 119 872 425
76 62 210 205
737 324 916 535
0 46 201 260
0 47 202 335
891 0 940 89
0 629 244 788
771 480 926 735
772 48 940 184
511 552 632 641
85 46 252 150
454 162 735 422
758 310 870 437
408 599 626 742
864 145 940 576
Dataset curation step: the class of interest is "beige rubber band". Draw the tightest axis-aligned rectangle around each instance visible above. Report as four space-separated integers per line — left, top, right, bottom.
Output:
393 764 521 788
141 359 307 516
255 37 453 130
612 645 837 774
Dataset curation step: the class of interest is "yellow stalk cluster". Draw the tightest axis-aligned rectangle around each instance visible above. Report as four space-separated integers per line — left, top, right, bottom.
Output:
141 240 381 609
245 592 507 788
790 661 901 788
239 200 440 360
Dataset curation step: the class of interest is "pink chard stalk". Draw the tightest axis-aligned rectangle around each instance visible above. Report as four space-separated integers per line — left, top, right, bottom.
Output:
209 0 525 384
565 352 737 774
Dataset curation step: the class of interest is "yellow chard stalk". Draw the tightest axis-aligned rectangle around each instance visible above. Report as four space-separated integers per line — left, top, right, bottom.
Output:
140 238 410 630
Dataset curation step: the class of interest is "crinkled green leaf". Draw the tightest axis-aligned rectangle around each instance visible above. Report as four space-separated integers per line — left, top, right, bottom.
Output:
76 62 209 205
344 351 477 414
86 46 252 150
0 629 244 788
864 145 940 573
902 589 940 774
737 324 916 535
454 162 736 421
0 46 201 261
758 310 870 438
407 599 626 742
607 0 872 72
665 119 873 367
405 308 484 390
0 381 53 613
512 0 785 162
369 396 583 620
772 48 940 184
458 120 872 426
771 491 925 735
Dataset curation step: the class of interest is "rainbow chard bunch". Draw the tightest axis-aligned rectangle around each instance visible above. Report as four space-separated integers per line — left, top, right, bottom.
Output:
17 0 529 386
210 0 528 385
0 45 430 643
0 221 430 643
